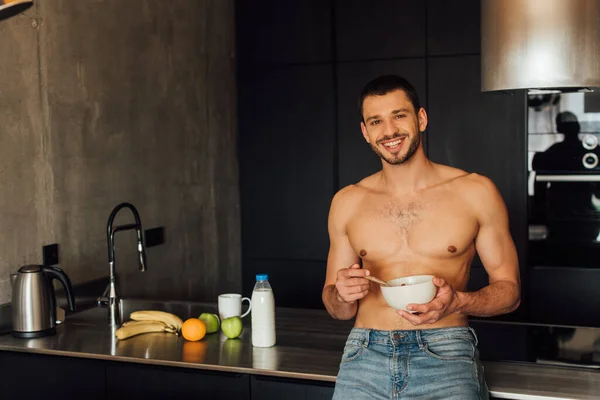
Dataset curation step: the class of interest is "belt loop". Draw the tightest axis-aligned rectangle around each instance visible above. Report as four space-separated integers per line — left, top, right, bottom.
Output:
364 329 371 347
468 327 479 346
416 330 424 349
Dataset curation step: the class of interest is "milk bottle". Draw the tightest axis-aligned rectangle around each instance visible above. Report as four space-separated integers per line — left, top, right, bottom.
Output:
251 274 276 347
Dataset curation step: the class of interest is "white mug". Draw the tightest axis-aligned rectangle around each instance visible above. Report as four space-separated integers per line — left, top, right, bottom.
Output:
218 293 252 320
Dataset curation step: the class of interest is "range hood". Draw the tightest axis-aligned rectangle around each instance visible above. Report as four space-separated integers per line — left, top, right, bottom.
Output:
481 0 600 93
0 0 33 21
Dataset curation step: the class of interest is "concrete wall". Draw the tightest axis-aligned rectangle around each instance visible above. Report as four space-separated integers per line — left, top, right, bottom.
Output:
0 0 241 303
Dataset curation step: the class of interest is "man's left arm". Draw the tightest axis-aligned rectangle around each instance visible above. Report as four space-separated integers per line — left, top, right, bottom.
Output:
399 175 520 324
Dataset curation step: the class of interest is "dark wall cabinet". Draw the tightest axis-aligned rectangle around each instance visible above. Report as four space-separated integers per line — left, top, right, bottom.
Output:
334 0 426 61
242 259 326 309
427 0 481 55
238 65 335 263
236 0 530 318
236 0 332 66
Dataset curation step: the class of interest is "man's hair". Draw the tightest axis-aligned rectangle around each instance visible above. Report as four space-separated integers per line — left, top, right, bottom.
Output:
358 75 421 121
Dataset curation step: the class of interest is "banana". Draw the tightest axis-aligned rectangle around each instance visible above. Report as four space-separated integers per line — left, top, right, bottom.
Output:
122 320 166 328
164 326 177 334
129 310 183 332
115 321 169 340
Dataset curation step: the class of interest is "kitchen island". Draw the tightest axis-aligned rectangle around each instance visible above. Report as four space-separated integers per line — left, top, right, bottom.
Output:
0 299 598 399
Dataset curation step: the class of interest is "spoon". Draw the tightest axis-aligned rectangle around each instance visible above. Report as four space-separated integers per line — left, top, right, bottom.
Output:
365 275 390 287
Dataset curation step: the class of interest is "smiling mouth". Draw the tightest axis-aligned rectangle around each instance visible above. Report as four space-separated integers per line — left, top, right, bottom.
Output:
380 137 405 149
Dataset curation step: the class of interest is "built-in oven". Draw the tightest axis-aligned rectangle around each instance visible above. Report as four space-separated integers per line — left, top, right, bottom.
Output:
528 92 600 268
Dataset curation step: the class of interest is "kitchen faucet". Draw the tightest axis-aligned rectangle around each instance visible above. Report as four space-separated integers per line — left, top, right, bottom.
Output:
97 202 147 326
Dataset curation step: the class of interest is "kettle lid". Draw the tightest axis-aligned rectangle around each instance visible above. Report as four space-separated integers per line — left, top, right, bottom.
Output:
18 265 42 273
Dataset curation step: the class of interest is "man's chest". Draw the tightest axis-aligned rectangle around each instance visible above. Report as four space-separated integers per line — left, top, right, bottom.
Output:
346 194 478 261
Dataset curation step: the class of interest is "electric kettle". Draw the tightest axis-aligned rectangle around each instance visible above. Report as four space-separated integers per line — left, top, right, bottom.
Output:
11 265 75 338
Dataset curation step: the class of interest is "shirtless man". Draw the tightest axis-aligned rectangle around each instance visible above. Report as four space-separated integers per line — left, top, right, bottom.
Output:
323 75 520 399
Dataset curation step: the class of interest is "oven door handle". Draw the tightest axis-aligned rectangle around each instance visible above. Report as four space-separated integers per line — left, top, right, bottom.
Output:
529 172 600 196
535 174 600 182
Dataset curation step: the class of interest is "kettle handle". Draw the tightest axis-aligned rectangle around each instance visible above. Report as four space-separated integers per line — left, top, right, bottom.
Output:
43 266 76 312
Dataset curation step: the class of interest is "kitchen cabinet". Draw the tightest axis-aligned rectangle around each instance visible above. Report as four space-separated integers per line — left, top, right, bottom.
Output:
237 64 335 262
106 363 250 400
0 351 331 400
334 0 426 61
335 58 427 189
251 376 335 400
0 351 250 400
242 259 326 309
236 0 332 66
427 0 481 56
0 351 105 400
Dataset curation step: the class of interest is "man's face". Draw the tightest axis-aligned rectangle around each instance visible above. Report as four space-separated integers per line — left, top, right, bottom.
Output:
360 89 427 165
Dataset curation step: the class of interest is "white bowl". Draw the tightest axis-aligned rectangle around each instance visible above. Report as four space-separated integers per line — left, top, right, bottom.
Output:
380 275 437 312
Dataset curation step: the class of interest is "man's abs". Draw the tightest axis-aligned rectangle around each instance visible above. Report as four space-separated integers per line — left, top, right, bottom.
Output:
354 290 468 330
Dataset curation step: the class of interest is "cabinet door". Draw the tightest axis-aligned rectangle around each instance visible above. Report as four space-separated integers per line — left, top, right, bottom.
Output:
242 259 326 308
336 59 427 189
238 65 335 261
106 363 249 399
251 375 335 400
335 0 426 61
427 0 481 56
236 0 332 66
0 352 105 400
427 56 528 318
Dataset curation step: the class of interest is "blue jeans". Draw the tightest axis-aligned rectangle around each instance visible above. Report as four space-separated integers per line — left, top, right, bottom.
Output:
333 327 489 399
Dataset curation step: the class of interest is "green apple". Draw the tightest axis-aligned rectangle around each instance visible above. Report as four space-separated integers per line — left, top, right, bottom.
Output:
221 316 243 339
198 313 220 334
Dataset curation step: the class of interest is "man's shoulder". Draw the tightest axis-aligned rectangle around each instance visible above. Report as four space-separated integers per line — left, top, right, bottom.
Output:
449 172 505 214
332 173 380 203
331 183 364 206
434 165 502 205
435 164 497 192
329 176 379 221
459 172 499 194
328 184 365 230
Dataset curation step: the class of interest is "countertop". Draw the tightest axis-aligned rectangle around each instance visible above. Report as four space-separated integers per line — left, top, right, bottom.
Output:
0 299 598 400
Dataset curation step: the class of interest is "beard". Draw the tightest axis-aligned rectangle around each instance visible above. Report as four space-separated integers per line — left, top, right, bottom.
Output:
370 131 421 165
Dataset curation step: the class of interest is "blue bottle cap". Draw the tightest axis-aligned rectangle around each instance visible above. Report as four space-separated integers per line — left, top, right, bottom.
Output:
256 274 268 281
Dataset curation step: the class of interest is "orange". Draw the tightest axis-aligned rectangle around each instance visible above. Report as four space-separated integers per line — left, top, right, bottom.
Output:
181 318 207 342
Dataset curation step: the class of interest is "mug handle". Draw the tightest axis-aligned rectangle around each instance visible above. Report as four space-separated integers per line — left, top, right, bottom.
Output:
241 297 252 318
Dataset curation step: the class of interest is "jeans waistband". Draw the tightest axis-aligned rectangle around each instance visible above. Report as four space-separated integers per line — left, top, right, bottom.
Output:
347 326 478 347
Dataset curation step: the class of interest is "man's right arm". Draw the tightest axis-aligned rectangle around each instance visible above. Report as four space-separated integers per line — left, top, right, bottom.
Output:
322 188 370 320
